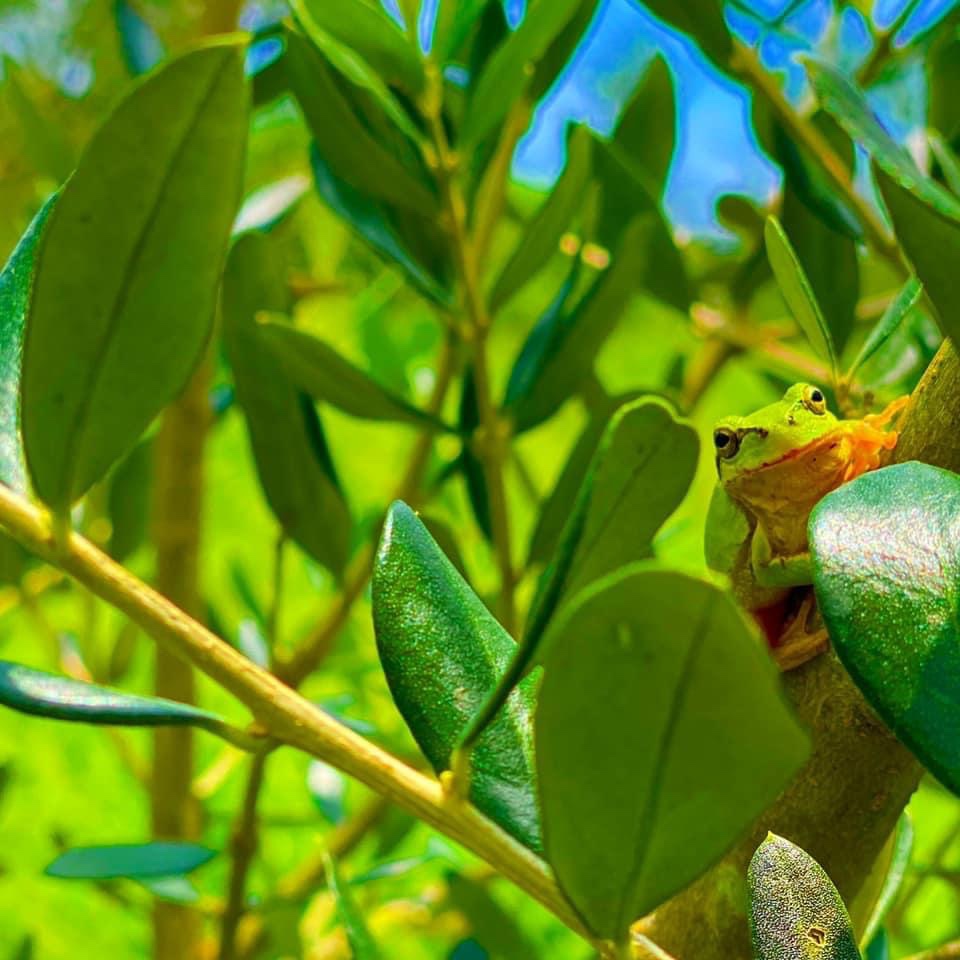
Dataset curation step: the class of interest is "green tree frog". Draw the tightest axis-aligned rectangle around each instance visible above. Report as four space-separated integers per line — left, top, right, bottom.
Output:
705 383 907 670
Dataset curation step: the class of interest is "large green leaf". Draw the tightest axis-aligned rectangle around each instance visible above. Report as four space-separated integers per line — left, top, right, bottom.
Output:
810 462 960 795
489 127 592 313
222 233 351 576
372 502 540 851
639 0 730 66
765 216 838 381
459 0 584 148
503 218 648 433
748 834 860 960
46 842 215 880
536 567 809 942
21 42 249 516
258 318 451 431
0 194 55 493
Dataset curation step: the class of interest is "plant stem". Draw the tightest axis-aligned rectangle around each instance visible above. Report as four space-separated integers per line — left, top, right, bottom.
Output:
903 943 960 960
423 71 517 634
0 482 594 946
857 0 920 88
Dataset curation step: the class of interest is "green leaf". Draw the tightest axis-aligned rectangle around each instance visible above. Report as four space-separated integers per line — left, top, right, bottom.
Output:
115 0 165 76
106 438 153 562
258 318 450 430
372 502 541 851
0 194 56 493
810 462 960 796
445 872 540 958
294 0 424 94
846 278 923 382
640 0 731 66
929 131 960 197
748 833 860 960
459 365 492 541
764 216 838 380
308 760 347 824
460 0 584 148
46 842 215 880
865 930 889 960
536 567 809 942
613 56 675 190
489 127 592 313
323 852 382 960
927 21 960 143
858 815 912 949
21 42 249 516
222 232 351 576
504 218 649 433
135 875 201 905
432 0 491 61
284 29 435 216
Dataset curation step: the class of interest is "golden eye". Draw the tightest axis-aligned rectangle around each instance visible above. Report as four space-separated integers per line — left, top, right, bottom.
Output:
713 427 740 460
802 385 827 415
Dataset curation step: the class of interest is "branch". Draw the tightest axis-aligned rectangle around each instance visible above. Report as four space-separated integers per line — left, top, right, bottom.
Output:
903 942 960 960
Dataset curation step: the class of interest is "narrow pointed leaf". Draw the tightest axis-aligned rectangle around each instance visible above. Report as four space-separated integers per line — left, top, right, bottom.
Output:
613 55 675 190
21 42 249 514
323 853 382 960
222 233 351 576
765 216 837 380
929 131 960 197
107 438 153 562
537 568 809 941
810 462 960 796
859 815 913 949
258 319 450 430
46 842 215 880
749 834 859 960
432 0 490 61
489 128 591 312
372 502 541 851
641 0 730 66
0 194 56 493
847 278 923 381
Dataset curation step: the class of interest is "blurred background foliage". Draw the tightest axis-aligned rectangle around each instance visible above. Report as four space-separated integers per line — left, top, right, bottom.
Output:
0 0 959 957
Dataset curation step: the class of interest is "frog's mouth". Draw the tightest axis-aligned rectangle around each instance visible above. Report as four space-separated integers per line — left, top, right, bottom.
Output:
740 429 843 475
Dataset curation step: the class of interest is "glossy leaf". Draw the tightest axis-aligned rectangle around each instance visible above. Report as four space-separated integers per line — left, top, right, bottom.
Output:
504 218 648 433
859 815 912 949
846 278 923 382
641 0 730 66
46 842 215 880
765 216 837 380
460 0 583 148
222 232 351 576
810 462 960 795
0 194 55 493
258 318 450 430
324 853 382 960
21 42 248 515
748 834 859 960
489 128 592 313
613 55 675 190
372 502 540 851
536 568 809 941
295 0 423 94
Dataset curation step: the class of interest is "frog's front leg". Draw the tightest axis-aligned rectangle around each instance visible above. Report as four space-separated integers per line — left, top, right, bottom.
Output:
751 525 812 589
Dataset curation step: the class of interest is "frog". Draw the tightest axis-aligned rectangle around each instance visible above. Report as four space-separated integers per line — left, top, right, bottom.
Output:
705 382 908 670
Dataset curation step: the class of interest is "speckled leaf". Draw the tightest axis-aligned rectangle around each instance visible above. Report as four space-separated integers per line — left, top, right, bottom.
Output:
0 194 55 493
372 502 540 851
537 568 809 942
222 233 351 576
748 833 859 960
765 216 837 380
258 318 450 430
21 42 248 515
47 842 215 880
810 461 960 794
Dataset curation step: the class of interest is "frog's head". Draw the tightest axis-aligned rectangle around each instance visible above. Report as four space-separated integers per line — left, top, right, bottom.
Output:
712 383 839 482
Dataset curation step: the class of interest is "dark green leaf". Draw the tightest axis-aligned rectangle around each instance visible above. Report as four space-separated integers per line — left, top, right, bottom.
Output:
0 194 55 493
489 128 591 313
432 0 490 62
445 872 539 958
748 833 859 960
846 277 923 382
929 131 960 197
258 318 450 430
323 852 382 960
859 815 912 949
536 567 809 941
613 56 675 190
928 23 960 142
294 0 424 94
764 216 838 380
372 502 540 851
107 438 152 562
21 42 248 515
810 462 960 796
504 218 649 432
865 930 889 960
640 0 730 66
222 232 351 575
459 365 492 541
46 842 215 880
460 0 584 148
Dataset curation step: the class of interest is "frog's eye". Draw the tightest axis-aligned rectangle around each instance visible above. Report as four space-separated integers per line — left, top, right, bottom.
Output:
713 427 739 459
802 385 827 415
